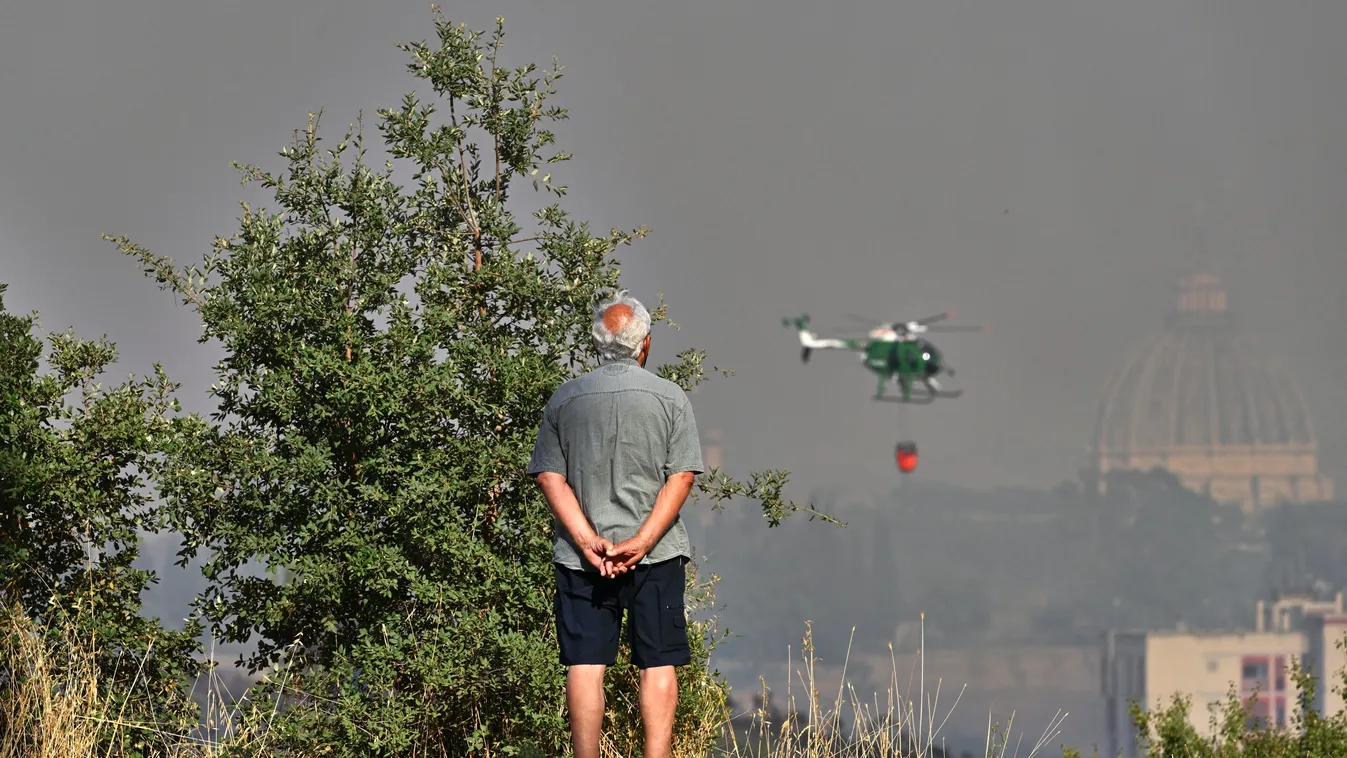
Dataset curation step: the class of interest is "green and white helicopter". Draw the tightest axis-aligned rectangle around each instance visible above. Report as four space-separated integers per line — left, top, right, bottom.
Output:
782 311 984 403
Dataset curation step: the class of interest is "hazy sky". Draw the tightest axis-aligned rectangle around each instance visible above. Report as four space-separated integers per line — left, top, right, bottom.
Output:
4 1 1345 751
4 0 1343 501
3 0 1344 518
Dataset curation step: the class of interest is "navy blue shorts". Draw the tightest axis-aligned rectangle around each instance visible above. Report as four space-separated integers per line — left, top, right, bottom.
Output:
553 557 691 669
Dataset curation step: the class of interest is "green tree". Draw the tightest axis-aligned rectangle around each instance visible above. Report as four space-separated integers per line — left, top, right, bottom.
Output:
1095 468 1263 631
0 284 204 756
1126 653 1347 757
107 12 836 756
1262 500 1347 594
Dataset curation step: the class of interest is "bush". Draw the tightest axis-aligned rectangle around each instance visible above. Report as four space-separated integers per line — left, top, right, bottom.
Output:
1123 648 1347 758
105 10 836 756
0 284 203 757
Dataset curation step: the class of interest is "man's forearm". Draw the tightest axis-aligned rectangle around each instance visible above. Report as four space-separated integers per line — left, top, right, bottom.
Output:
635 471 696 546
536 472 596 544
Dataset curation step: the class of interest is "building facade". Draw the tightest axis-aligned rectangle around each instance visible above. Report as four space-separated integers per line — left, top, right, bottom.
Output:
1101 592 1347 758
1089 271 1333 512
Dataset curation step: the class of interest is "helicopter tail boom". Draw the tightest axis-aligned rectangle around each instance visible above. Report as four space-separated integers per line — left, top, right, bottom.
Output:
782 315 863 357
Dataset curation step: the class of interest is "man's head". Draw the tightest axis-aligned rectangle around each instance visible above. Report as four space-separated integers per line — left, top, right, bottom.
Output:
591 290 652 366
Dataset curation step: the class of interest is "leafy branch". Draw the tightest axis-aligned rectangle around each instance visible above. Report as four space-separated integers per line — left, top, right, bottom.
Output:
695 468 846 528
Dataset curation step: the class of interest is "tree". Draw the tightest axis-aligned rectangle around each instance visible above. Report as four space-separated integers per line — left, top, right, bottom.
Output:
0 284 204 756
1094 468 1263 631
1262 501 1347 595
107 12 837 756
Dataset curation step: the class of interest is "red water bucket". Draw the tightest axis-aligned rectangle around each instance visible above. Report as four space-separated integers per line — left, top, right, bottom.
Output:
895 442 918 473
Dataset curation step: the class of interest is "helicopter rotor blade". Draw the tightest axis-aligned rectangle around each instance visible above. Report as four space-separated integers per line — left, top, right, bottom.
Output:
915 310 955 326
810 320 879 337
925 325 987 333
836 310 984 333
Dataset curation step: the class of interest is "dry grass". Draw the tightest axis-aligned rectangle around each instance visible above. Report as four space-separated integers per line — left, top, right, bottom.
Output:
0 602 286 758
706 616 1068 758
1 603 103 758
3 602 1067 758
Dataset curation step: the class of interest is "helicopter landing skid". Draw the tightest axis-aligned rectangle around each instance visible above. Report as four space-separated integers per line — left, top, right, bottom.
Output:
873 389 963 404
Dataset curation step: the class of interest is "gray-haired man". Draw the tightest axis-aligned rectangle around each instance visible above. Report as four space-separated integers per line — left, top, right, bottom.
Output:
527 290 704 758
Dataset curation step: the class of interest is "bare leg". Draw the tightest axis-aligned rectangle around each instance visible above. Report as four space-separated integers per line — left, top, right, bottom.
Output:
639 666 679 758
567 664 606 758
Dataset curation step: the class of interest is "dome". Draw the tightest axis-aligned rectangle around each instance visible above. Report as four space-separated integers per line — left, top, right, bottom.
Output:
1090 272 1333 511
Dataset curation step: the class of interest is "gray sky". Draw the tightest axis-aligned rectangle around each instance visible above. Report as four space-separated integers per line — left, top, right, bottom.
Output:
4 0 1344 749
3 0 1343 498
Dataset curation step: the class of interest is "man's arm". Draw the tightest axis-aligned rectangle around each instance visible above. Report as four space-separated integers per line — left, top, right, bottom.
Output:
606 471 696 572
536 472 596 546
639 470 695 546
536 472 616 575
606 394 704 572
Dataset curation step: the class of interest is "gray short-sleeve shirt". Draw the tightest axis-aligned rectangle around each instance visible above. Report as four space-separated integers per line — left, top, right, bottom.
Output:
528 357 704 570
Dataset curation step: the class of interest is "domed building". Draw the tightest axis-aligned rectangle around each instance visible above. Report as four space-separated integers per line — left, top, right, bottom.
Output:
1089 271 1333 512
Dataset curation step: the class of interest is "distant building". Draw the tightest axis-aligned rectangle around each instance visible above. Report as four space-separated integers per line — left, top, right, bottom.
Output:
702 427 723 471
1101 591 1347 758
1089 271 1333 512
691 428 724 528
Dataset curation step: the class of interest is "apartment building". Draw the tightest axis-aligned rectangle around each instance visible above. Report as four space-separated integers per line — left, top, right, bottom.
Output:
1101 591 1347 758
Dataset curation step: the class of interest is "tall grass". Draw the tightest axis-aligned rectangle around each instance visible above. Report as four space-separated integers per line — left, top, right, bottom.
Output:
0 602 285 758
2 600 1064 758
708 615 1067 758
18 598 1347 757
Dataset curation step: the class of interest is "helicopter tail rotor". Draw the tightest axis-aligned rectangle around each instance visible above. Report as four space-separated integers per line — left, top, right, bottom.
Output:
784 314 817 361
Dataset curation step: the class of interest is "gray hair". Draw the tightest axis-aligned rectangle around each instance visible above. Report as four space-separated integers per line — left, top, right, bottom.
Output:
591 290 651 363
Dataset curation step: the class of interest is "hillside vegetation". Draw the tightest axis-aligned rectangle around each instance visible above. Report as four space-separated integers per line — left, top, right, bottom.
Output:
690 472 1347 661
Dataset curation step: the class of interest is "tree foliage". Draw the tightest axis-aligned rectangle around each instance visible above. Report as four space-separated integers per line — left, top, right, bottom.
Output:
0 284 203 756
692 467 1325 663
105 12 834 756
1123 648 1347 758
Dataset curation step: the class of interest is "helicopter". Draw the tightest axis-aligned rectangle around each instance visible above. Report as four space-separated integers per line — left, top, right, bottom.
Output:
781 311 984 404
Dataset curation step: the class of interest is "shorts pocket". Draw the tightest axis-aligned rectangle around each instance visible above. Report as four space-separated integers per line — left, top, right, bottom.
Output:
662 601 689 653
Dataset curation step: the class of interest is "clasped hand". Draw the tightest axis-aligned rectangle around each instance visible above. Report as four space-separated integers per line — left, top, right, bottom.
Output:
580 533 651 578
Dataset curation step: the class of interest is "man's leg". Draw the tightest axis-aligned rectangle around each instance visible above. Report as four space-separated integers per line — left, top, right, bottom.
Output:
554 563 622 758
639 665 679 758
567 664 607 758
627 558 692 758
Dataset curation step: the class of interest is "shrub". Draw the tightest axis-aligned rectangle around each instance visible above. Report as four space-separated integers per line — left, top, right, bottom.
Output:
1126 647 1347 758
106 11 835 756
0 284 203 757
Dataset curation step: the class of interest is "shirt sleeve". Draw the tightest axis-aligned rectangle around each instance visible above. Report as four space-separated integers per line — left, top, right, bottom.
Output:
664 395 705 476
526 400 567 476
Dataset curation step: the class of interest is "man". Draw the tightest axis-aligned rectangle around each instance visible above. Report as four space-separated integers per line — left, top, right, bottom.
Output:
527 290 704 758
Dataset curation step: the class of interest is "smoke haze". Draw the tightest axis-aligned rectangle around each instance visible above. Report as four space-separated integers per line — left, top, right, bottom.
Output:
3 0 1345 751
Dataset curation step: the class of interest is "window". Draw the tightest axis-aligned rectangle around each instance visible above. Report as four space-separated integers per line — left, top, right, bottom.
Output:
1243 695 1287 732
1245 696 1271 731
1242 656 1270 694
1274 656 1286 692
